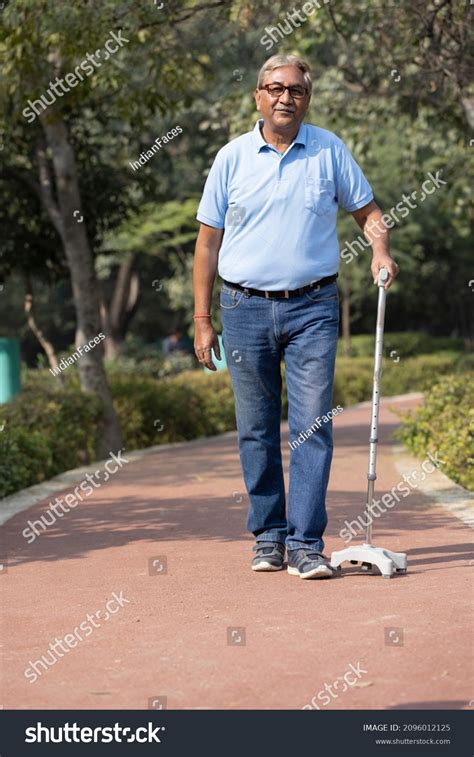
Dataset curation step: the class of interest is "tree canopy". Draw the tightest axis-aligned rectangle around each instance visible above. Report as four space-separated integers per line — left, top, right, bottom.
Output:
0 0 472 443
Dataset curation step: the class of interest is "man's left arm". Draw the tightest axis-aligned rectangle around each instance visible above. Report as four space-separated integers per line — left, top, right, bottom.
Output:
350 200 399 289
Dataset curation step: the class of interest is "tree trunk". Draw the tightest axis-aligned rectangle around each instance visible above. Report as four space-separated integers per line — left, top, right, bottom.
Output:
37 117 122 457
341 283 351 357
102 253 139 360
24 274 64 383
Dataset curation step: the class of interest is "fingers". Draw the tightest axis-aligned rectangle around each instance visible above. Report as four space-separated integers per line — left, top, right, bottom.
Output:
213 336 221 362
371 260 382 285
194 346 216 371
384 261 400 289
372 260 400 289
194 320 219 369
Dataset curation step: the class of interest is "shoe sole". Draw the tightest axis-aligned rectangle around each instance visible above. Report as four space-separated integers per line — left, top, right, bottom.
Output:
287 565 334 579
252 561 284 571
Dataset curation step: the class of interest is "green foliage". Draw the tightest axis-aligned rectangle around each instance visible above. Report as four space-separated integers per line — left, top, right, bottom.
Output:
337 332 466 358
0 377 103 497
102 199 201 256
395 374 474 491
0 428 53 497
0 0 248 351
333 352 469 407
108 370 236 451
105 351 196 380
100 200 223 337
1 0 473 361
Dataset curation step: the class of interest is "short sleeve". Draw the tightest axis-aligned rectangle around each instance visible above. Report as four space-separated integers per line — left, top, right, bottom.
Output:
335 142 374 212
196 148 229 229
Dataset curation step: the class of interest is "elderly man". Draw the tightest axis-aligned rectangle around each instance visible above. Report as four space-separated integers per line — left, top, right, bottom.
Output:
193 54 399 579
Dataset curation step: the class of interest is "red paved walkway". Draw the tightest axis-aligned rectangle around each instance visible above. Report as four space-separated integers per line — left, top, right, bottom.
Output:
1 396 472 710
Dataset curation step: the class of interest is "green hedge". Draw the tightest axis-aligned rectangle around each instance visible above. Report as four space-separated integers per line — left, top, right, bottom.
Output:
332 351 473 408
107 369 236 449
395 374 473 491
337 332 466 358
0 350 471 498
0 378 102 497
0 428 54 496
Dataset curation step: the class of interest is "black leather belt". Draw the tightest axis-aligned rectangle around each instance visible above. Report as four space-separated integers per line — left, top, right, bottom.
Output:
222 273 338 300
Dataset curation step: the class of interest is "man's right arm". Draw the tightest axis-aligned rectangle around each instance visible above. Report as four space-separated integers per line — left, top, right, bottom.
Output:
193 223 224 371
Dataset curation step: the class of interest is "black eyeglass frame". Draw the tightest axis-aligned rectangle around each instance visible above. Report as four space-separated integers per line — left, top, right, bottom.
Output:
259 83 309 99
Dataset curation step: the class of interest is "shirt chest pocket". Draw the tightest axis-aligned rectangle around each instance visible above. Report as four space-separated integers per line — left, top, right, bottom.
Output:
304 178 336 216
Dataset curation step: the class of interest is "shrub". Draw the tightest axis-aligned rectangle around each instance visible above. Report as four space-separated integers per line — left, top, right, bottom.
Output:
337 332 465 358
333 352 467 407
0 428 53 497
105 351 197 379
0 378 102 497
104 337 198 379
168 370 236 436
107 369 236 450
395 374 473 491
332 357 373 406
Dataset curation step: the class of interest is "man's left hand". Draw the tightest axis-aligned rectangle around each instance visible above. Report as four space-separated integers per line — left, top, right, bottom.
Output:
371 256 400 289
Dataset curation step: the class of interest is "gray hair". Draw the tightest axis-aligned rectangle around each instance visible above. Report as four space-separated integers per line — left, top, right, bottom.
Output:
257 54 312 95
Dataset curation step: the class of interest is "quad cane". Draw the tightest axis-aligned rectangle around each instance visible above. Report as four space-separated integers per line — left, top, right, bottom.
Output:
330 268 408 578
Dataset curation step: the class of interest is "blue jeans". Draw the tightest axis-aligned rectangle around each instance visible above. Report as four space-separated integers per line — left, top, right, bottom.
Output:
220 281 339 552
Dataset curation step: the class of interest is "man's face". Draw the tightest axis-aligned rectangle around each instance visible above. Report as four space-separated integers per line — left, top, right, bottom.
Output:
255 65 310 132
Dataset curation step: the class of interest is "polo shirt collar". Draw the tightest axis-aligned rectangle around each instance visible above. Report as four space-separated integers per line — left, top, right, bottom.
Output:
253 119 308 152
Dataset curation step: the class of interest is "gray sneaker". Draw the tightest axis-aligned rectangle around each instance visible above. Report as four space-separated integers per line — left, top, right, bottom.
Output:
251 541 285 571
287 549 335 579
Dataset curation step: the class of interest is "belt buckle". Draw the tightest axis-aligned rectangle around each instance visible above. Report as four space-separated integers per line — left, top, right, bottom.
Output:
310 279 321 291
264 289 289 299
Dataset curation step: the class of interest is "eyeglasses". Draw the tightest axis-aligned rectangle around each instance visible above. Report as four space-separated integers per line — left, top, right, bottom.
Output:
260 83 308 99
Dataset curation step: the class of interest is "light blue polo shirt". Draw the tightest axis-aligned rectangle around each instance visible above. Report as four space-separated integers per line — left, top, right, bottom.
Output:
196 119 373 290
